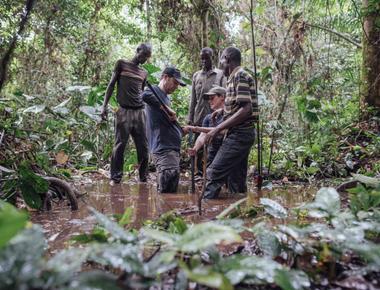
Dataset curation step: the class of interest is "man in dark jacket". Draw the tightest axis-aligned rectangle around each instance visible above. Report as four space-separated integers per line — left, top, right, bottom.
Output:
142 67 186 193
101 43 152 185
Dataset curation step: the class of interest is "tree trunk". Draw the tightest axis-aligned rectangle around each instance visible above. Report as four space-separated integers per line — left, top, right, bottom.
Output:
201 8 209 48
362 0 380 108
0 0 35 93
146 0 152 41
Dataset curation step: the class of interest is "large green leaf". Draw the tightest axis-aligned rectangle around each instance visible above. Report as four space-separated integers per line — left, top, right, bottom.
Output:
141 227 179 246
0 201 28 248
274 269 310 290
177 222 242 252
352 173 380 188
251 222 281 257
88 243 144 275
90 208 136 243
260 198 288 219
142 222 241 253
0 226 46 289
303 187 340 219
18 162 49 209
181 262 233 290
44 248 92 288
65 271 122 290
222 255 283 285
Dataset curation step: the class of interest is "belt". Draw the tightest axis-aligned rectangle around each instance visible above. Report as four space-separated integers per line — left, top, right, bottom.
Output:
119 104 144 110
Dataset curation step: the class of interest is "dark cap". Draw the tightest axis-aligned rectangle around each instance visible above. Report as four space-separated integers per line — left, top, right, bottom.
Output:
162 67 186 86
203 86 226 100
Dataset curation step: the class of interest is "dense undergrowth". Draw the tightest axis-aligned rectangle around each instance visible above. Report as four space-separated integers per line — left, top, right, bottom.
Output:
1 177 380 290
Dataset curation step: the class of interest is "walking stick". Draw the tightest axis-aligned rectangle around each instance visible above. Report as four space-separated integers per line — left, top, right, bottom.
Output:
188 129 195 193
250 0 263 190
198 143 208 215
146 81 184 135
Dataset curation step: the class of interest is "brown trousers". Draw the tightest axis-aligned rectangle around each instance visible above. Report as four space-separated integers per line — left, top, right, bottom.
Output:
110 107 149 182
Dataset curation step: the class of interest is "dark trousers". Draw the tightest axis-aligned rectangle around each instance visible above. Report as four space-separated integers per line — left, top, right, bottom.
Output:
110 107 149 183
203 127 255 199
152 150 180 193
194 132 204 176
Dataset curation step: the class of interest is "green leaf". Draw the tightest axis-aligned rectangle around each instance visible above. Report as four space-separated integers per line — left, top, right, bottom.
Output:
274 269 310 290
0 226 46 289
260 198 288 218
304 187 340 219
251 222 281 257
88 243 144 274
79 106 102 122
352 173 380 188
23 104 46 114
18 161 49 209
0 201 28 248
180 262 233 290
118 207 133 226
71 227 108 244
178 222 242 252
168 217 188 234
89 208 136 243
141 227 179 246
67 271 122 290
223 255 283 285
45 248 92 287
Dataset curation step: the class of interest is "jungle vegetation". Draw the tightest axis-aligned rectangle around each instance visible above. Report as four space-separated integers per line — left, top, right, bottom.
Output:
0 0 380 289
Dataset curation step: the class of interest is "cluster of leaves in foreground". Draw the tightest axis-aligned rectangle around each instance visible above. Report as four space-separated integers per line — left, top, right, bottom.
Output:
1 182 380 290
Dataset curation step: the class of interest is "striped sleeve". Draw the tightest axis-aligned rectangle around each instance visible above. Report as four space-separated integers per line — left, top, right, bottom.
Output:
235 72 253 103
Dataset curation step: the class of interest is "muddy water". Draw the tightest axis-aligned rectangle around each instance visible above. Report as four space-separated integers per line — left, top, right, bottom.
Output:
30 178 316 253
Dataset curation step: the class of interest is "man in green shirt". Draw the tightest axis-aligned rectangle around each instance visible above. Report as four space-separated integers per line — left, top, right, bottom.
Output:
188 47 225 178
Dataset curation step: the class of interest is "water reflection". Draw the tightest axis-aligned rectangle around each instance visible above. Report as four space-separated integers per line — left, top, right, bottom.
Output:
30 179 316 253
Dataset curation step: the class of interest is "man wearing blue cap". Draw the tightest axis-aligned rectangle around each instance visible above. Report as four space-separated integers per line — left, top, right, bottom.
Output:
142 67 186 193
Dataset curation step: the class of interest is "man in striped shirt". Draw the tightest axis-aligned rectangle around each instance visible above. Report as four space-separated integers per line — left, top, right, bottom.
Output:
202 47 258 199
101 43 152 185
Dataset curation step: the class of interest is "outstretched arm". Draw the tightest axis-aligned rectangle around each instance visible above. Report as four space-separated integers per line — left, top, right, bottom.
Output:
205 102 252 143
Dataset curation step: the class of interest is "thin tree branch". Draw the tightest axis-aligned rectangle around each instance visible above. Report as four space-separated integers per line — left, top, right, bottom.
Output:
303 21 362 48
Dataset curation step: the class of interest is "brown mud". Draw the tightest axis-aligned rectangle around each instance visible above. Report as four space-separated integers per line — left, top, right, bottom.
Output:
30 177 316 253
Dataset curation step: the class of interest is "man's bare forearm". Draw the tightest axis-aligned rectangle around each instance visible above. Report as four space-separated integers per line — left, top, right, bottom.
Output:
215 102 252 131
102 73 117 108
194 133 207 151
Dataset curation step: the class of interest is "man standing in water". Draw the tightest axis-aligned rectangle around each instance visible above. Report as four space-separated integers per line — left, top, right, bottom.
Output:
202 47 259 199
188 47 225 179
101 43 152 185
142 67 186 193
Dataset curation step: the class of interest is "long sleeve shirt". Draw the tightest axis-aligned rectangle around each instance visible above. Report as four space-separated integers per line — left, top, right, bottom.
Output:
142 85 182 154
188 68 226 126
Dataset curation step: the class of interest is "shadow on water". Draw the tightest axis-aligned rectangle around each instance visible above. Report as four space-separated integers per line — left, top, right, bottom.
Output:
30 178 316 253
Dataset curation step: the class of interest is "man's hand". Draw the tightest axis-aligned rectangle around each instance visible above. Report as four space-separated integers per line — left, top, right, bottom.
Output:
205 127 221 144
100 105 108 121
187 147 197 156
183 125 196 135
